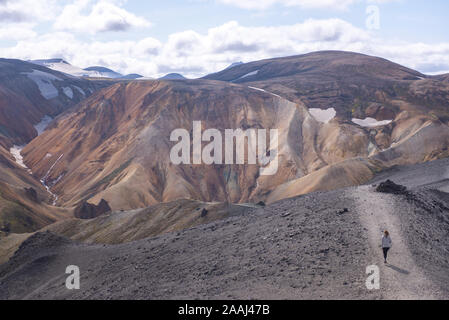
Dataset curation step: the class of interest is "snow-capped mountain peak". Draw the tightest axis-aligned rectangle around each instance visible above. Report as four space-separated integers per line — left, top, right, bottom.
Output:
83 66 123 78
29 59 127 79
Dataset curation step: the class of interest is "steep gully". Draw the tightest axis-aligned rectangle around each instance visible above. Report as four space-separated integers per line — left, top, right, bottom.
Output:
9 116 63 206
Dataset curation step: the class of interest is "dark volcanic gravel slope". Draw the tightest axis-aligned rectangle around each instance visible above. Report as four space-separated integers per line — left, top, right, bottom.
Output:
0 189 382 300
369 158 449 192
1 159 448 300
347 185 449 299
393 189 449 294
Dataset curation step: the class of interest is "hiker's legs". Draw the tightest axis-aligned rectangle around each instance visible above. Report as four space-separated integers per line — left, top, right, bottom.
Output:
383 248 390 262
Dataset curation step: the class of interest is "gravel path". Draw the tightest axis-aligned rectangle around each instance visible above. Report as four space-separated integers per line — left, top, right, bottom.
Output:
1 159 448 300
0 190 380 300
349 185 444 299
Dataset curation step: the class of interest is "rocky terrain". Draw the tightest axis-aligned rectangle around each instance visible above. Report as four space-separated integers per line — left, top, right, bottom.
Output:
0 59 112 148
23 79 340 209
0 51 448 300
0 59 116 233
19 52 449 213
204 51 449 121
0 199 253 264
0 142 71 235
0 51 446 233
0 158 447 299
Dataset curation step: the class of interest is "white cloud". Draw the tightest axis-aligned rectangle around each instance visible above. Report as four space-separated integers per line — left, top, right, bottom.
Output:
0 0 59 40
54 0 151 34
0 31 160 75
216 0 399 10
0 24 37 40
217 0 357 10
0 0 59 23
1 18 449 78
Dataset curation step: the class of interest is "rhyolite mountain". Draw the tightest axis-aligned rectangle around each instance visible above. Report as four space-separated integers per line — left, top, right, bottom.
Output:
1 51 448 300
24 80 310 209
21 51 449 212
0 59 113 233
0 144 70 234
0 58 112 147
204 51 449 122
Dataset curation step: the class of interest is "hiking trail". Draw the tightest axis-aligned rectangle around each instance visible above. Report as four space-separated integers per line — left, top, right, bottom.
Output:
349 185 442 299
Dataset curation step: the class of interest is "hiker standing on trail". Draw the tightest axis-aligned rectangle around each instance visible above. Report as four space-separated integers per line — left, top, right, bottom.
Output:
382 230 392 264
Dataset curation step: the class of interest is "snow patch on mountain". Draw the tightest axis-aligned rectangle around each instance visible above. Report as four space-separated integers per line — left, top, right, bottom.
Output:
63 87 73 99
248 86 282 99
9 116 53 174
30 59 89 78
83 66 122 78
236 70 259 81
10 145 32 175
23 70 61 100
73 86 85 96
10 145 27 169
309 108 337 124
352 117 392 127
226 62 244 70
34 115 53 136
30 59 124 78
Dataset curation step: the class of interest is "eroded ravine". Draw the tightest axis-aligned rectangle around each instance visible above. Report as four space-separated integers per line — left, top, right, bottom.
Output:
9 116 61 206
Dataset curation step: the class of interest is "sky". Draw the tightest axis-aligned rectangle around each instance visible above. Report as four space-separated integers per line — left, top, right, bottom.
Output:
0 0 448 78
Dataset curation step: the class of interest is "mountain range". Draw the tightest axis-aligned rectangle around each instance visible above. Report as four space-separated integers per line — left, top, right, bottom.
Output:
29 59 145 80
16 51 449 213
158 73 187 80
29 58 188 81
0 50 448 299
1 158 448 299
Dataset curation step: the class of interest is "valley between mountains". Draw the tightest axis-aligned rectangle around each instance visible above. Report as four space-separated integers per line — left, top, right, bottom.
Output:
0 51 448 299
